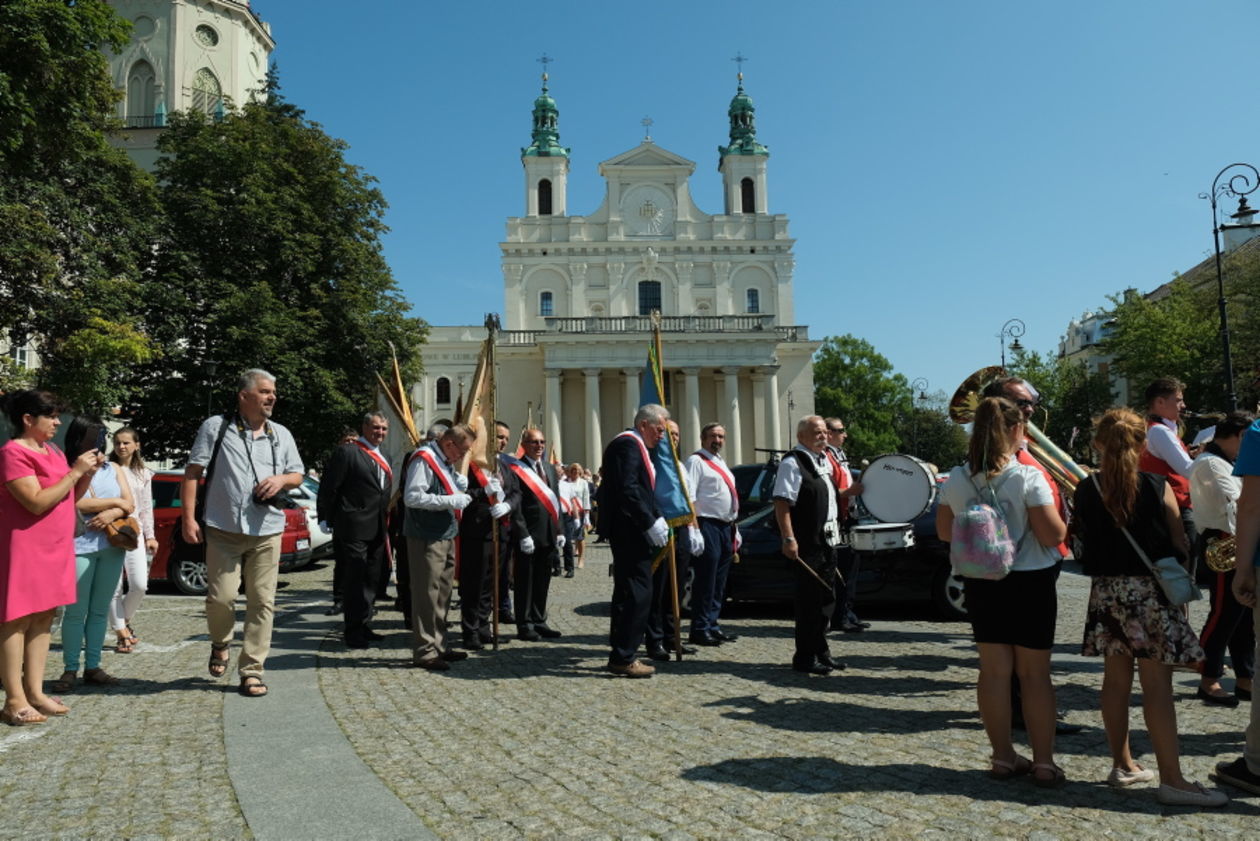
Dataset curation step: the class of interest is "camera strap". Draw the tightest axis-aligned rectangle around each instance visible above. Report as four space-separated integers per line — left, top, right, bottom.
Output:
234 413 278 489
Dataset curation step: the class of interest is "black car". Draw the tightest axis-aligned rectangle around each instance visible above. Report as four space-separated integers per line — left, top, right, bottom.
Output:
725 459 967 620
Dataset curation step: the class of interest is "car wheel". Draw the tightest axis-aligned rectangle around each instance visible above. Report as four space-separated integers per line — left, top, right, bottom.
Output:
172 556 209 596
931 565 968 621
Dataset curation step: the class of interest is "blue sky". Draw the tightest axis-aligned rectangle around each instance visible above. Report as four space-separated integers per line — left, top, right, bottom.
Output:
267 1 1259 401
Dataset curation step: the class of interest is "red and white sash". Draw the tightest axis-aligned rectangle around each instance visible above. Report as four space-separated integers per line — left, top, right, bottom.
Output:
696 450 739 520
615 430 656 490
354 440 392 487
468 461 499 506
559 481 585 518
413 444 462 522
824 448 851 520
503 456 560 527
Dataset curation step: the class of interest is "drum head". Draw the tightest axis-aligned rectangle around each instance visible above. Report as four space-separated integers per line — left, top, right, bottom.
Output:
858 453 937 523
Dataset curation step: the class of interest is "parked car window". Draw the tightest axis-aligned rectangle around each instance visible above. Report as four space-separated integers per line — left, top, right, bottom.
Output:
152 479 180 509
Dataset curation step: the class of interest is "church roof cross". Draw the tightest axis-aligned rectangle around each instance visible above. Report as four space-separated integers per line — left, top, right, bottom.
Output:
641 115 653 142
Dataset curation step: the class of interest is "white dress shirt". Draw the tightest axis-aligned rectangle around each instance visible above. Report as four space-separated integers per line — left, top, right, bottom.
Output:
684 450 738 521
1147 417 1194 476
356 435 388 489
1190 451 1241 533
772 445 838 523
404 442 461 510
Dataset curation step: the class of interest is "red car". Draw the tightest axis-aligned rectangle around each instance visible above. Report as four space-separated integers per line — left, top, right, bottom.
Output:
149 471 312 595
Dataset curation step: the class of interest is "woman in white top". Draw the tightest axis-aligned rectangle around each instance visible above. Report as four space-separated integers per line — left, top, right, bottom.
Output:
107 428 158 653
936 396 1067 787
1190 411 1255 706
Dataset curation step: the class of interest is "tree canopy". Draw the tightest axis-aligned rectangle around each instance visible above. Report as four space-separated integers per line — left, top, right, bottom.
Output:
813 334 908 464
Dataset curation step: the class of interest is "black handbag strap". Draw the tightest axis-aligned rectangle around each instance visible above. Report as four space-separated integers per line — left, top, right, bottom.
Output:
195 412 233 522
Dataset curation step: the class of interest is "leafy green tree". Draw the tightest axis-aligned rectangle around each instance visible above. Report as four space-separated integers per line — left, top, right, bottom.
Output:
0 0 160 413
891 393 968 471
1006 349 1116 466
813 334 906 463
133 76 427 466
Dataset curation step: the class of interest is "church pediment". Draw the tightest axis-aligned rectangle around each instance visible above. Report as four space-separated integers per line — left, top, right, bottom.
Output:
599 142 696 173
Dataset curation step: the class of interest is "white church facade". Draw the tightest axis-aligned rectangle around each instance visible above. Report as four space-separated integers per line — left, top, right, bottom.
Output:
418 74 819 468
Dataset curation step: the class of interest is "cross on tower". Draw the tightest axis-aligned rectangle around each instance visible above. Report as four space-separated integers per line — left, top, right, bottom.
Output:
641 116 653 142
731 52 748 83
537 53 553 82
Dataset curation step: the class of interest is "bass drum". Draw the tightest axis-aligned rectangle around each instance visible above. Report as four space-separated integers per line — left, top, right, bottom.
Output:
858 453 937 524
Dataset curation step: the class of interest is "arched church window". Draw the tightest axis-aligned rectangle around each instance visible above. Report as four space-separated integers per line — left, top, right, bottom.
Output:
538 179 553 216
191 68 222 116
127 61 156 123
740 178 756 214
638 280 661 316
436 377 451 405
746 288 760 314
539 291 554 317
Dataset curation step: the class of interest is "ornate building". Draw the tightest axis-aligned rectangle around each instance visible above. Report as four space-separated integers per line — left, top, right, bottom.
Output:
103 0 274 170
418 73 819 468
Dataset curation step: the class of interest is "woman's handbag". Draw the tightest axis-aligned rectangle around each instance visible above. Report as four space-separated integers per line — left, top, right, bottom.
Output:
104 516 141 551
1118 522 1202 606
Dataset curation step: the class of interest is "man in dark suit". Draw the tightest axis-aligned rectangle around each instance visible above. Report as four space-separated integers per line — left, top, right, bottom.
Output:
458 420 521 649
317 411 393 648
506 427 566 641
600 404 671 678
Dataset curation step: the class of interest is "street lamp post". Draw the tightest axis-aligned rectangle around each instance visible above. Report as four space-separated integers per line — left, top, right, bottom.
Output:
910 377 929 455
998 318 1025 370
205 359 219 415
1201 162 1257 412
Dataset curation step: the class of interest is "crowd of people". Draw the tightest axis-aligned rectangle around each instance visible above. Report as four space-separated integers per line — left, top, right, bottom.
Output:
5 368 1260 811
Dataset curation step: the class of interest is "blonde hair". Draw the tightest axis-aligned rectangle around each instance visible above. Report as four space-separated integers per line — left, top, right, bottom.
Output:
1092 408 1146 526
967 397 1023 476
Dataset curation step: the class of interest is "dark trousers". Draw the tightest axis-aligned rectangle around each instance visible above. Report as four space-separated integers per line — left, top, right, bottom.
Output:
690 518 733 635
498 550 513 615
514 543 555 631
1202 567 1256 681
609 538 654 665
645 545 689 649
394 533 412 628
560 516 577 572
335 531 385 643
460 531 508 640
793 547 836 665
834 546 861 626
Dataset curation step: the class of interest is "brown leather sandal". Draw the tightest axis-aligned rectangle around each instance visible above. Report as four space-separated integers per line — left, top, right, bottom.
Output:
208 643 230 678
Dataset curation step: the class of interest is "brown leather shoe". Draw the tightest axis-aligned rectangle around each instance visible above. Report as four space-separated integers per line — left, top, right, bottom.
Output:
413 657 450 671
607 659 655 678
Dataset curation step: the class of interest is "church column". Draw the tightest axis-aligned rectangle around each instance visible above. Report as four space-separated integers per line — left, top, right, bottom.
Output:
584 368 602 470
720 366 742 463
681 367 701 453
762 365 782 451
544 368 562 460
622 366 640 424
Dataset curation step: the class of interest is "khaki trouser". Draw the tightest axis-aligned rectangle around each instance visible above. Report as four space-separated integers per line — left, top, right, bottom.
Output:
205 527 281 678
407 536 454 662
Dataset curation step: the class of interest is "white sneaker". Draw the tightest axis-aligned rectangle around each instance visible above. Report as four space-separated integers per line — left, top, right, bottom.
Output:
1107 766 1156 787
1155 782 1229 807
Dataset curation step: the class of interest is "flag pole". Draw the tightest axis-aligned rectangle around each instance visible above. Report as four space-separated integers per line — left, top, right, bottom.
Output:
486 314 501 652
652 314 686 660
667 535 683 660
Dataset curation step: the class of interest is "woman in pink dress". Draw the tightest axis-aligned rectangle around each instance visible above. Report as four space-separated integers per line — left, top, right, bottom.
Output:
0 391 104 725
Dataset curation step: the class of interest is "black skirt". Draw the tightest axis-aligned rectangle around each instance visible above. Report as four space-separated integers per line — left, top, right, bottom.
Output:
964 564 1060 650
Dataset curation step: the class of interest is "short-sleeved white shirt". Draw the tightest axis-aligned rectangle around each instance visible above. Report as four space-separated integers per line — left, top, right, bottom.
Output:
939 461 1059 572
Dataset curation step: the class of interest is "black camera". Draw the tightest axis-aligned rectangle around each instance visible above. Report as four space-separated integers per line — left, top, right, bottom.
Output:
253 491 298 510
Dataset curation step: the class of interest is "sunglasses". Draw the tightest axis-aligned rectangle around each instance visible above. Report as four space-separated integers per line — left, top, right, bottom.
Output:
828 427 846 433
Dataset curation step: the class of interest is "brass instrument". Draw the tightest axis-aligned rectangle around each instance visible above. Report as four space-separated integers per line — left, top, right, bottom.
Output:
948 367 1089 497
1205 535 1237 573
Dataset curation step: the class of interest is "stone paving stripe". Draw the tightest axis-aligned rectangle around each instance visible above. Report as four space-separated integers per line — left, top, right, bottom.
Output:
223 607 435 841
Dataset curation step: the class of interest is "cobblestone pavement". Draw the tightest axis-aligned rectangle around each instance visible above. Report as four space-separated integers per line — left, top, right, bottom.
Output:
5 545 1260 839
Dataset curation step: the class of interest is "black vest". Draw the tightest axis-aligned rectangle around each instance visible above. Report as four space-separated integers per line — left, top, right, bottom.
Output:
787 449 832 556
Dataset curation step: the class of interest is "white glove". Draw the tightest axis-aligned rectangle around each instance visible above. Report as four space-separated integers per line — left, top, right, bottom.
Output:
489 502 511 519
688 526 704 556
318 520 332 535
453 473 469 492
520 535 536 554
557 534 567 550
733 526 743 553
448 493 472 511
646 517 669 548
486 477 503 496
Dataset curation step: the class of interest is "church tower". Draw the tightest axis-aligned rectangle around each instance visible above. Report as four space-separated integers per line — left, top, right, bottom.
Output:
718 72 769 215
103 0 275 171
520 70 570 217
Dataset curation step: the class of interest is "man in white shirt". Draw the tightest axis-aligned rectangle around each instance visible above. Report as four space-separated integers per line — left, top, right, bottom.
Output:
684 423 740 647
1139 377 1197 547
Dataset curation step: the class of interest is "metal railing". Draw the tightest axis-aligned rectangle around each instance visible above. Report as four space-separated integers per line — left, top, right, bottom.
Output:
122 115 164 129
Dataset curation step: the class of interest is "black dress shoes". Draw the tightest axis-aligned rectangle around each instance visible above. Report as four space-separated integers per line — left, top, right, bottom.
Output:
646 646 672 662
551 568 561 577
439 649 469 662
689 631 723 647
839 621 870 633
535 625 562 638
712 630 739 642
324 602 343 616
792 658 833 675
564 570 575 578
462 636 485 651
517 628 542 642
818 654 846 671
498 611 516 625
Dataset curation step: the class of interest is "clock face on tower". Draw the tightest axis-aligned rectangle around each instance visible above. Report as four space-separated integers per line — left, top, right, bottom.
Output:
621 184 675 236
